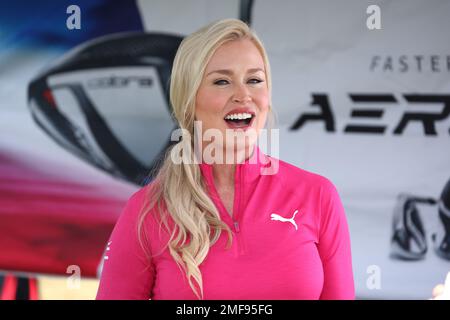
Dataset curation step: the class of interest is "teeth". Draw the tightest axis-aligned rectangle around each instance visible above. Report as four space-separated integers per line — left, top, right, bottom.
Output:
224 112 253 120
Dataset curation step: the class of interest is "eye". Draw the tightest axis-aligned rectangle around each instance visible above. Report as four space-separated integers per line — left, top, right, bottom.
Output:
214 79 229 85
248 78 264 84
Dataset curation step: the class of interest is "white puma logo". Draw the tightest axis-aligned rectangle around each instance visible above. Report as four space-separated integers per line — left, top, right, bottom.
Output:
270 210 299 230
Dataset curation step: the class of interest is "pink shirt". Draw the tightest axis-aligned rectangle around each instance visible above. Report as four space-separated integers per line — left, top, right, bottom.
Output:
96 146 355 300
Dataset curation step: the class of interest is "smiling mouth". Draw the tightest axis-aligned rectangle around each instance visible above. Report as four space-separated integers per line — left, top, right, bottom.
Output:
223 114 255 129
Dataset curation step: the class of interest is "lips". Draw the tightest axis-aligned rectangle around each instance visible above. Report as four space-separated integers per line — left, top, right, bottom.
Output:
223 108 256 130
224 115 255 130
224 107 256 119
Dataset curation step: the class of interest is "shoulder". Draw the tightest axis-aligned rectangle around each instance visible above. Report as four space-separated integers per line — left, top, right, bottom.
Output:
263 155 343 213
267 155 336 193
264 156 345 233
126 183 152 207
117 181 162 226
124 181 159 209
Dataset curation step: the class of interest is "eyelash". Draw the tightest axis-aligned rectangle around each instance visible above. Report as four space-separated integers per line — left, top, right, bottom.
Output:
213 79 264 85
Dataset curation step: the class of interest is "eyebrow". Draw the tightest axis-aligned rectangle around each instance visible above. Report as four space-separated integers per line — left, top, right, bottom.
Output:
206 68 265 77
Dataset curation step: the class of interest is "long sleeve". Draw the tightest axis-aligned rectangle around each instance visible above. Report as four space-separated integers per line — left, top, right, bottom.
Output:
96 190 155 300
317 179 355 300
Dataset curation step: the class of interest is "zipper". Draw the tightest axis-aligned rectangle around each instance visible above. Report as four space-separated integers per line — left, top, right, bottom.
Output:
234 221 240 232
205 163 245 253
231 164 246 255
230 163 242 232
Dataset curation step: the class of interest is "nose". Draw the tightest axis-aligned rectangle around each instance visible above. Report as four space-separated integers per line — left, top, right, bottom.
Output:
232 84 251 103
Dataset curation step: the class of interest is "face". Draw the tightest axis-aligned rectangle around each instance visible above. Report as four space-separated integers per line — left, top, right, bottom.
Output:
195 38 270 162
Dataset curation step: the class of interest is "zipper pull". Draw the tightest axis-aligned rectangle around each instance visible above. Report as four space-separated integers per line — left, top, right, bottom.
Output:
234 221 240 233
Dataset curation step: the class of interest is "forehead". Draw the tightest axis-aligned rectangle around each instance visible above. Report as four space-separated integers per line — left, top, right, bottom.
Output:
205 39 265 71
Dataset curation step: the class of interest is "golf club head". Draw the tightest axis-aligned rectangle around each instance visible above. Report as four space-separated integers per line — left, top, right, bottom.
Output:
390 193 437 260
433 179 450 260
27 32 183 185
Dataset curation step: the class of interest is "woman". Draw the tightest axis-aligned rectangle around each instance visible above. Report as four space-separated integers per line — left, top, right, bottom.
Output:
96 18 355 300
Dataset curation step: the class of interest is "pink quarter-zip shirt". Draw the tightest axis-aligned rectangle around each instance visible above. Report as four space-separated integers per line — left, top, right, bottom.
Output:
96 146 355 300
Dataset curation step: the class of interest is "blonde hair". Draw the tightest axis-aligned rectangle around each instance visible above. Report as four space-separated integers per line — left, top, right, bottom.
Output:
138 18 275 299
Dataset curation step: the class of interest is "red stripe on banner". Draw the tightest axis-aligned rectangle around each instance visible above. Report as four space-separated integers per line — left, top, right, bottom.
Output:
28 277 39 300
0 146 136 277
0 274 18 300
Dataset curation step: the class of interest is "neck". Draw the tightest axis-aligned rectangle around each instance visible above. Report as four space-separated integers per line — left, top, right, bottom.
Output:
211 163 235 188
206 144 256 188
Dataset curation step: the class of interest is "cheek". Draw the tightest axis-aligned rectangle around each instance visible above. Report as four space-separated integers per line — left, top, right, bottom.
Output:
255 87 270 110
196 88 226 115
256 111 268 131
195 91 228 131
256 92 270 116
255 91 270 130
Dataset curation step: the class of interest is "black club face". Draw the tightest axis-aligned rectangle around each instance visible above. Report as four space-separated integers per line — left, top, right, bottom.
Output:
28 32 183 185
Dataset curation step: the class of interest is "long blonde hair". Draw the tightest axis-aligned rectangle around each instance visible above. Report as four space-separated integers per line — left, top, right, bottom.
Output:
138 18 274 300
